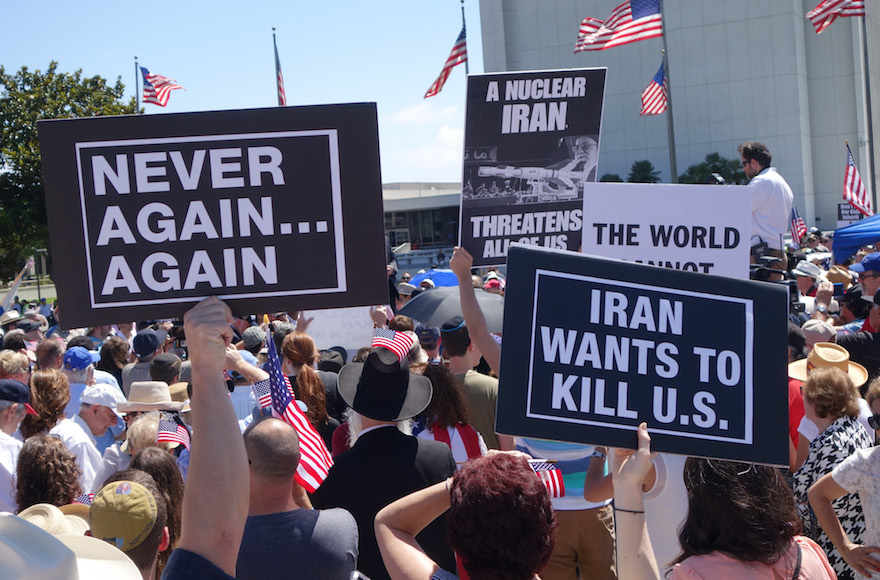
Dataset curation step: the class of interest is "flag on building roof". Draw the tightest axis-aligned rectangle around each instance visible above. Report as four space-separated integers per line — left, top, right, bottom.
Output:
140 67 184 107
807 0 865 34
575 0 663 52
529 460 565 498
371 328 414 362
274 33 287 106
157 413 191 450
640 61 668 116
425 25 468 98
844 142 873 217
262 329 333 493
790 207 808 248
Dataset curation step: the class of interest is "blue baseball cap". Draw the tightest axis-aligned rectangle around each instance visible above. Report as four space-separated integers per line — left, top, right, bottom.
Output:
63 346 94 372
850 252 880 273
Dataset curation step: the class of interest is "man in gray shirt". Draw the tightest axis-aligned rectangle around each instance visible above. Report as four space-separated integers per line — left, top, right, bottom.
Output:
236 416 358 580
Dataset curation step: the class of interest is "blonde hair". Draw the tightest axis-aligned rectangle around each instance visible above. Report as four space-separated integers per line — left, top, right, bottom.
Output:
125 411 172 454
0 350 29 377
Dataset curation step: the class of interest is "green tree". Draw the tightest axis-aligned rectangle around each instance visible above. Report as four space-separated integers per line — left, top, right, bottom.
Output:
627 160 661 183
599 173 624 182
0 62 137 281
678 152 746 185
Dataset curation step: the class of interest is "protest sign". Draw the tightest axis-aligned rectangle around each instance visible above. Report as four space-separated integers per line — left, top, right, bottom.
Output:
497 244 789 465
581 183 751 279
38 104 388 327
459 68 606 267
300 306 375 360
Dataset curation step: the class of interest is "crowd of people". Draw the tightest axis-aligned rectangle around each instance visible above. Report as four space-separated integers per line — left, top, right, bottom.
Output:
0 138 879 579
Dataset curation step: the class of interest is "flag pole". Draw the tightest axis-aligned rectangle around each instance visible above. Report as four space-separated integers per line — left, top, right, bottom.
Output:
461 0 469 74
134 56 141 113
660 2 678 183
859 15 877 211
273 27 285 106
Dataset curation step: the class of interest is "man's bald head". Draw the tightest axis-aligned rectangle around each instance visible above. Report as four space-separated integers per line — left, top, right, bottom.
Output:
243 417 300 480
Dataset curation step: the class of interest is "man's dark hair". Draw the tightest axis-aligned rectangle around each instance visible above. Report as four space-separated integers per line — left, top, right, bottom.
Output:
102 469 168 573
150 353 181 384
270 322 296 353
243 416 300 480
737 141 772 168
440 324 471 358
2 330 27 352
66 335 95 350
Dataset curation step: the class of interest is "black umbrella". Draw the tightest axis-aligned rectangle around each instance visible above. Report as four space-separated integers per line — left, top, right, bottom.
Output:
398 286 505 333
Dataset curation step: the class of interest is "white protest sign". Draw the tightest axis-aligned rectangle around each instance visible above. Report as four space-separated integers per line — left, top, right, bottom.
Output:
581 183 751 279
302 306 374 359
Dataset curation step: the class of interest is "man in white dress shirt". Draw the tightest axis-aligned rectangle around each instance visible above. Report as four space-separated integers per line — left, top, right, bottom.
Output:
0 379 36 512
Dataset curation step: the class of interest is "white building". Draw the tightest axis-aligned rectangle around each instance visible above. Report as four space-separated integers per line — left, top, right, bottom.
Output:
479 0 880 230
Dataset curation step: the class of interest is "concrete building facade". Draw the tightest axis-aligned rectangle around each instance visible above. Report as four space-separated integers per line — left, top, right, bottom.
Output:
479 0 880 231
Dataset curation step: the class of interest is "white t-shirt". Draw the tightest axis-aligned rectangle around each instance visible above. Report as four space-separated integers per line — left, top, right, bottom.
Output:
0 432 22 513
832 445 880 573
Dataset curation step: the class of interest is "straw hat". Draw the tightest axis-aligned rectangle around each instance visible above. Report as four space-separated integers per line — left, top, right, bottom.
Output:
116 382 183 413
788 342 868 387
58 503 91 535
18 503 88 536
168 382 191 412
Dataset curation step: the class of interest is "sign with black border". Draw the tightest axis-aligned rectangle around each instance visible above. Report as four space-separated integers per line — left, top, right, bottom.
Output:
497 244 789 465
38 104 387 327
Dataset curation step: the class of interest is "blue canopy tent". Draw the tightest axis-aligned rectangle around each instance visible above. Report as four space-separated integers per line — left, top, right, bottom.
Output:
832 213 880 263
409 269 459 287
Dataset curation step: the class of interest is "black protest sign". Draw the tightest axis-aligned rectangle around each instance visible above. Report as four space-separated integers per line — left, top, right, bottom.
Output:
459 69 606 267
38 105 387 327
497 244 789 465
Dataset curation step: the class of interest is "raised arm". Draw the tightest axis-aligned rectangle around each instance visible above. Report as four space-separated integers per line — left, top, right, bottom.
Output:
375 480 449 580
610 423 661 580
809 472 880 577
449 246 500 374
224 346 270 383
178 297 249 576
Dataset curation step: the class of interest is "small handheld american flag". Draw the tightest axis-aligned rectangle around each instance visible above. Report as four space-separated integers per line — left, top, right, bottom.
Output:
372 328 414 362
529 460 565 498
157 413 191 450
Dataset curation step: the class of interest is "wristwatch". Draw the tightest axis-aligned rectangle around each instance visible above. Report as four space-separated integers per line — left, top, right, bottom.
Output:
815 305 828 315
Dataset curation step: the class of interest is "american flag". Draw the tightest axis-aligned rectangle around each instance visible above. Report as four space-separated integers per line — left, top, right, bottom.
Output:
264 329 333 493
75 493 94 505
640 61 667 116
844 143 873 217
274 35 287 106
157 413 191 450
790 207 808 248
140 67 183 107
807 0 865 34
529 460 565 498
372 328 414 362
575 0 663 52
425 25 467 98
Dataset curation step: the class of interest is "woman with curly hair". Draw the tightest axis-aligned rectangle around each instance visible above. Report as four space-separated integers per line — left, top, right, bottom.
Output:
22 368 102 492
794 366 873 579
375 451 557 579
15 434 82 511
281 332 341 448
412 363 486 463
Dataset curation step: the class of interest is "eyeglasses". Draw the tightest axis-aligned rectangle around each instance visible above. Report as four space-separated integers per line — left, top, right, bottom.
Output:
741 159 751 168
869 414 880 430
861 273 880 279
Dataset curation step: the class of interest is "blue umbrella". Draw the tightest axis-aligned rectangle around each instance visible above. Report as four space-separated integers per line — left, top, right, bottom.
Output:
409 269 459 288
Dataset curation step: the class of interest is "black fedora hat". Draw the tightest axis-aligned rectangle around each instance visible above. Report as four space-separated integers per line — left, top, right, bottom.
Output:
338 347 432 422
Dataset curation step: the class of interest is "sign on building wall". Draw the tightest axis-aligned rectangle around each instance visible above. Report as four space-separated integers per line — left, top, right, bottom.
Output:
458 68 607 267
581 183 751 279
496 244 788 466
38 105 388 327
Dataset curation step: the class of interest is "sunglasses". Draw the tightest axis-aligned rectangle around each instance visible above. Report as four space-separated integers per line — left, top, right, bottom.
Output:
869 414 880 431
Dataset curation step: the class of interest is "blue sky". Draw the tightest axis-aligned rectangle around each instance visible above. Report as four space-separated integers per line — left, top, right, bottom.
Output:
2 0 482 183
